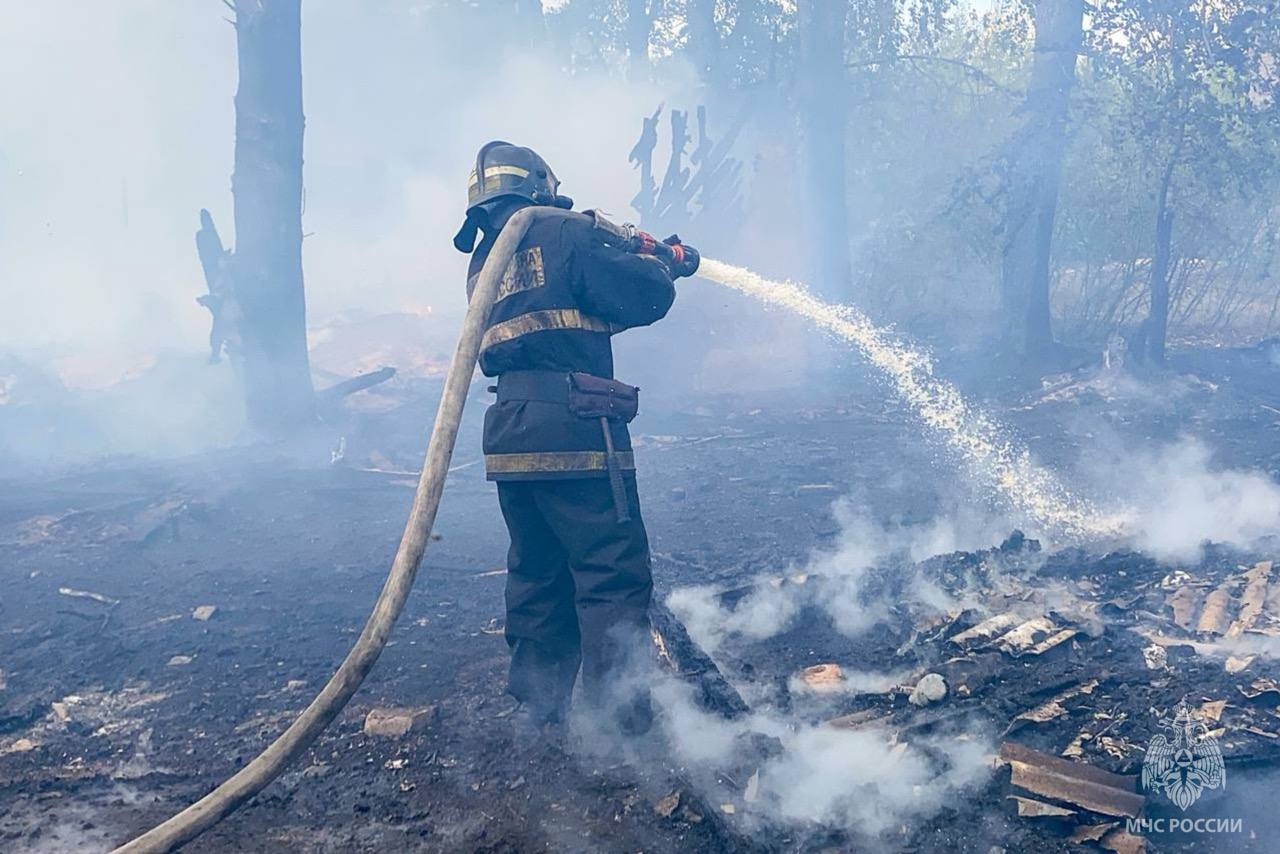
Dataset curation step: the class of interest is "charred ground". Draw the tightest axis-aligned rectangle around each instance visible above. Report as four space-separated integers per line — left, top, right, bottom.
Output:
2 340 1280 853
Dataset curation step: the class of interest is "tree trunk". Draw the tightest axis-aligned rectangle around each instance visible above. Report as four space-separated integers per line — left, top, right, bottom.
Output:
1146 161 1176 364
232 0 315 433
686 0 719 83
626 0 651 82
998 0 1084 358
797 0 851 300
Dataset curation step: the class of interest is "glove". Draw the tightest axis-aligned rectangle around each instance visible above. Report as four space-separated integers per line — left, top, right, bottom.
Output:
661 234 700 279
627 229 700 279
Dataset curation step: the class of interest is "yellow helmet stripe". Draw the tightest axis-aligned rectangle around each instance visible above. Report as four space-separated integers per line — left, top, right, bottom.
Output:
467 165 531 188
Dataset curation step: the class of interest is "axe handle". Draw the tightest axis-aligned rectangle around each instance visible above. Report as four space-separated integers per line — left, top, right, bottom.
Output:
600 416 632 524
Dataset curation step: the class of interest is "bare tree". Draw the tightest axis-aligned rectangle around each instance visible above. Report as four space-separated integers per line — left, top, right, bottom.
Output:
626 0 653 81
797 0 851 299
686 0 720 83
997 0 1084 357
229 0 315 432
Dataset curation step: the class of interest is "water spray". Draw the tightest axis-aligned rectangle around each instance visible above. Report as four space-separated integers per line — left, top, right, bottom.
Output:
695 258 1128 542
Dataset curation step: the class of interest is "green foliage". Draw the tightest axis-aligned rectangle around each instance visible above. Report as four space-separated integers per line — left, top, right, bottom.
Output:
468 0 1280 345
1064 0 1280 340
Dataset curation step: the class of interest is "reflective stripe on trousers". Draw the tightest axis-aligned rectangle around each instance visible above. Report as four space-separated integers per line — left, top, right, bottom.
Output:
485 450 636 476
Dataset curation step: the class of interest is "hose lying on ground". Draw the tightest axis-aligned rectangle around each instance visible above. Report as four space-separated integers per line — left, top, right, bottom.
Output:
114 206 553 853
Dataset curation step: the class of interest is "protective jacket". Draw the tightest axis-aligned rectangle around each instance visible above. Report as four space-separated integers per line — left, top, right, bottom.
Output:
467 209 675 480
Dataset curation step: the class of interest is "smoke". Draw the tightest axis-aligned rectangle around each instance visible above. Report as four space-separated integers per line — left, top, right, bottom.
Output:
669 437 1280 660
652 438 1280 841
0 4 678 356
1094 437 1280 563
571 660 993 841
0 2 704 464
640 675 994 839
668 495 1016 655
0 3 234 356
0 353 245 470
757 724 991 834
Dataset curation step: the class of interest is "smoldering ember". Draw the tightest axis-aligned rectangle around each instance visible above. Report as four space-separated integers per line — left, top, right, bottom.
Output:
4 3 1280 854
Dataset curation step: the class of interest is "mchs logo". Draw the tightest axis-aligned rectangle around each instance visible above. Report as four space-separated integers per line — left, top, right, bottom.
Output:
1141 699 1226 810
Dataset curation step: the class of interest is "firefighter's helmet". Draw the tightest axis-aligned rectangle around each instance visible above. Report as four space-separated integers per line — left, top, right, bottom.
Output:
454 141 573 252
469 141 559 209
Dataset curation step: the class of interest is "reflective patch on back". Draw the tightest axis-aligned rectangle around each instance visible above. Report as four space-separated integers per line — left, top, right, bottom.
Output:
495 246 546 302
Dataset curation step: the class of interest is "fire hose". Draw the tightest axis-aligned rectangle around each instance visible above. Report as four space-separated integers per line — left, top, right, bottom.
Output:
112 205 555 853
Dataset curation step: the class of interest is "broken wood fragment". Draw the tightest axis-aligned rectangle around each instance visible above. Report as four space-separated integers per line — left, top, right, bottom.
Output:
1009 678 1100 733
123 498 194 544
1025 627 1079 656
1196 582 1234 635
826 709 887 730
1226 561 1272 638
1069 822 1117 843
1167 584 1201 631
1097 735 1135 760
996 617 1055 652
950 613 1021 646
1225 654 1255 674
937 651 1006 696
797 663 846 693
1000 741 1144 818
1010 795 1075 818
993 617 1075 656
363 706 439 738
654 790 680 818
651 628 678 671
58 587 119 606
317 366 397 403
1101 827 1146 854
1238 677 1280 700
195 208 240 363
649 602 750 719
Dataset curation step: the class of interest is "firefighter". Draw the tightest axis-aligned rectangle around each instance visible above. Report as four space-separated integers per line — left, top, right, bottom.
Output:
454 141 699 736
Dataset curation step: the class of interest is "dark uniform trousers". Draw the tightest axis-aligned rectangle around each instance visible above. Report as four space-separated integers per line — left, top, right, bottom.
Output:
499 475 652 720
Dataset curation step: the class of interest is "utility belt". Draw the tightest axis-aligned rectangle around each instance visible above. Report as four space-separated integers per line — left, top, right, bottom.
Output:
495 370 639 420
492 370 639 522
